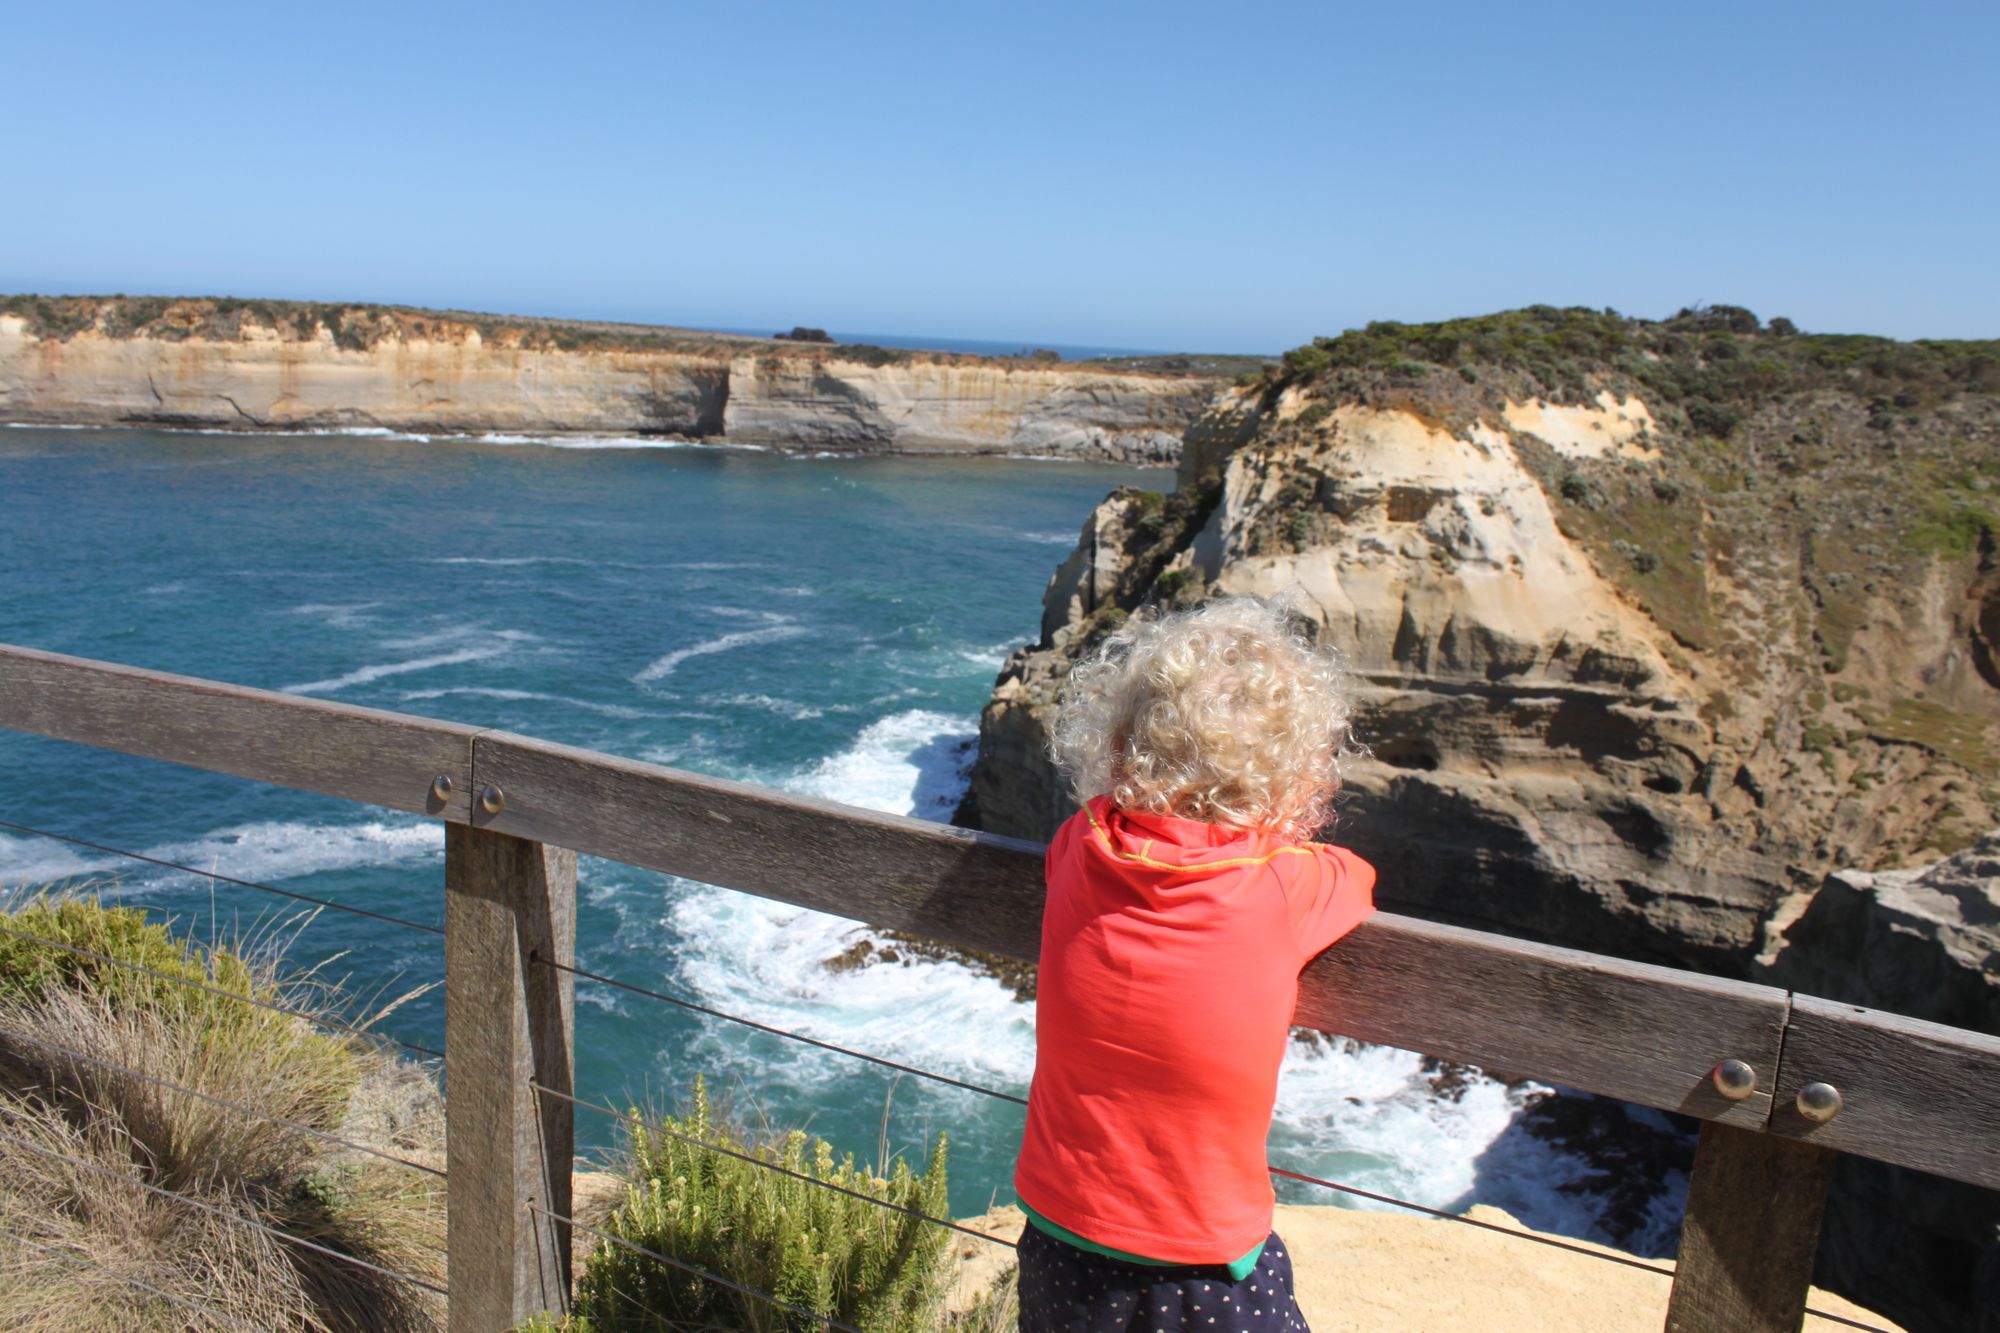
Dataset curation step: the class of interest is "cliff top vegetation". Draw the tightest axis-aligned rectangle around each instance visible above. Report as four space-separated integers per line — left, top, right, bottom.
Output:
0 294 1228 379
1262 304 1998 432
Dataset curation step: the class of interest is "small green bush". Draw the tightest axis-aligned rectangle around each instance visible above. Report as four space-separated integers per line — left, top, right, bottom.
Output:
0 895 271 1022
562 1078 952 1332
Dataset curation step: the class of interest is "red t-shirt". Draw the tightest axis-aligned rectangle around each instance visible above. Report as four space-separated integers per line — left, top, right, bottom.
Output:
1014 796 1376 1263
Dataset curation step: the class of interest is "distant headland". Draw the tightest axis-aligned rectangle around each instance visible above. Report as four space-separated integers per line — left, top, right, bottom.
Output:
0 295 1242 461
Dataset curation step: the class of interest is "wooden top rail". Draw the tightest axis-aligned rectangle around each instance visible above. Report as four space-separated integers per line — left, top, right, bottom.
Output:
5 641 1998 1194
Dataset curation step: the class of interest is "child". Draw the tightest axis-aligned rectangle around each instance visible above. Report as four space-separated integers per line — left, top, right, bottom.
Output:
1014 596 1376 1333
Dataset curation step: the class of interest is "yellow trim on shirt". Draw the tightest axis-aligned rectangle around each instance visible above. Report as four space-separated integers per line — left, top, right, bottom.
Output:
1084 803 1316 871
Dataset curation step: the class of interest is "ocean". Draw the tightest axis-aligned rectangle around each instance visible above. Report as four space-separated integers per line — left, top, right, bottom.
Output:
701 327 1178 362
0 424 1679 1243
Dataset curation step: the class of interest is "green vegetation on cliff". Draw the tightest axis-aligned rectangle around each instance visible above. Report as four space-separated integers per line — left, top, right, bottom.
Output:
0 293 798 358
1266 304 1998 433
0 295 1231 379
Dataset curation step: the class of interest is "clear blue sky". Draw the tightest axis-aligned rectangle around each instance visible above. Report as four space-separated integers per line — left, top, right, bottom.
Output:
6 1 1995 351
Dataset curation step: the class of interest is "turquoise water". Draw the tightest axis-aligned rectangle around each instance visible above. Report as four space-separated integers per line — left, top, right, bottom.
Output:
0 425 1639 1237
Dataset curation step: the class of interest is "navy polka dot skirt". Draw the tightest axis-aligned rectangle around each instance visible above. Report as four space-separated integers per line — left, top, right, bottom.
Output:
1017 1225 1309 1332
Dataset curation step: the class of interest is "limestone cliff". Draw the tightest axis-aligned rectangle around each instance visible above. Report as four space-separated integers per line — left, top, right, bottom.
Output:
964 306 2000 979
0 296 1215 461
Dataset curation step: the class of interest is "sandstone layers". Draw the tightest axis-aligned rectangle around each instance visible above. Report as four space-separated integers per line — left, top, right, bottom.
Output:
968 376 2000 978
0 309 1214 462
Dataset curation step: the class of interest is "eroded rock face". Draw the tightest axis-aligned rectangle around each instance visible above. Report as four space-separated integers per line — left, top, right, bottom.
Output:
966 380 2000 976
1766 832 2000 1030
1762 839 2000 1333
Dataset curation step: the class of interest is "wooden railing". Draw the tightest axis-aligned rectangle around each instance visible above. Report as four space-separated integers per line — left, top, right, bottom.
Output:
3 641 1997 1333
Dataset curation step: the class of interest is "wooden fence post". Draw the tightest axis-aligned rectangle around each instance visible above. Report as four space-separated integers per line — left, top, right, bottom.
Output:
1665 1121 1836 1332
445 823 577 1332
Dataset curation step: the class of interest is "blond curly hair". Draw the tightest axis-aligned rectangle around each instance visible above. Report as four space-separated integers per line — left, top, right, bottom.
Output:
1051 597 1359 840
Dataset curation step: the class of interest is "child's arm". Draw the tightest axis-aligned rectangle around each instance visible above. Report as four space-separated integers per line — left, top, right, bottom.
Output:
1286 844 1376 959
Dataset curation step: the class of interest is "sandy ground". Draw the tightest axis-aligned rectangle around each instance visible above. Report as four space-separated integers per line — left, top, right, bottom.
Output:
948 1205 1904 1332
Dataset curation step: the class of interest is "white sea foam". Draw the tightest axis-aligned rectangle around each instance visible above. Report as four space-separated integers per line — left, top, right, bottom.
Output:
142 819 442 886
671 889 1036 1097
0 834 117 887
479 434 692 451
633 616 806 686
397 686 655 719
716 693 828 721
0 819 441 893
1266 1039 1532 1208
280 602 382 630
422 556 597 567
380 625 537 652
642 708 1017 1102
284 646 506 695
954 640 1020 668
786 710 972 819
469 433 774 453
179 425 438 442
1015 530 1080 546
286 622 545 694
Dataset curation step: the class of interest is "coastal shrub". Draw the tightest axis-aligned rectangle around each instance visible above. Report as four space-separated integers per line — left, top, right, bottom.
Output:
553 1078 952 1332
0 890 446 1331
1906 497 1997 558
835 343 907 368
1256 303 2000 414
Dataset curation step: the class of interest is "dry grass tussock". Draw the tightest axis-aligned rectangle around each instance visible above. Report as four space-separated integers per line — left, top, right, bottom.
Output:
0 887 446 1331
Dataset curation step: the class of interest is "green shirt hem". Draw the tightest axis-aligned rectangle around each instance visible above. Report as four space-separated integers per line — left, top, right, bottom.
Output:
1019 1202 1265 1282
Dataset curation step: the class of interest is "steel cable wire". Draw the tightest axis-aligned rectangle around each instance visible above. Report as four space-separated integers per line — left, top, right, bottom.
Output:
7 1232 265 1332
1808 1304 1896 1320
1270 1166 1888 1331
0 825 1889 1323
532 1081 1016 1250
0 1126 449 1296
0 817 445 937
0 921 444 1061
533 953 1027 1106
1268 1164 1673 1276
530 1205 865 1332
538 958 1743 1290
0 1025 444 1178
